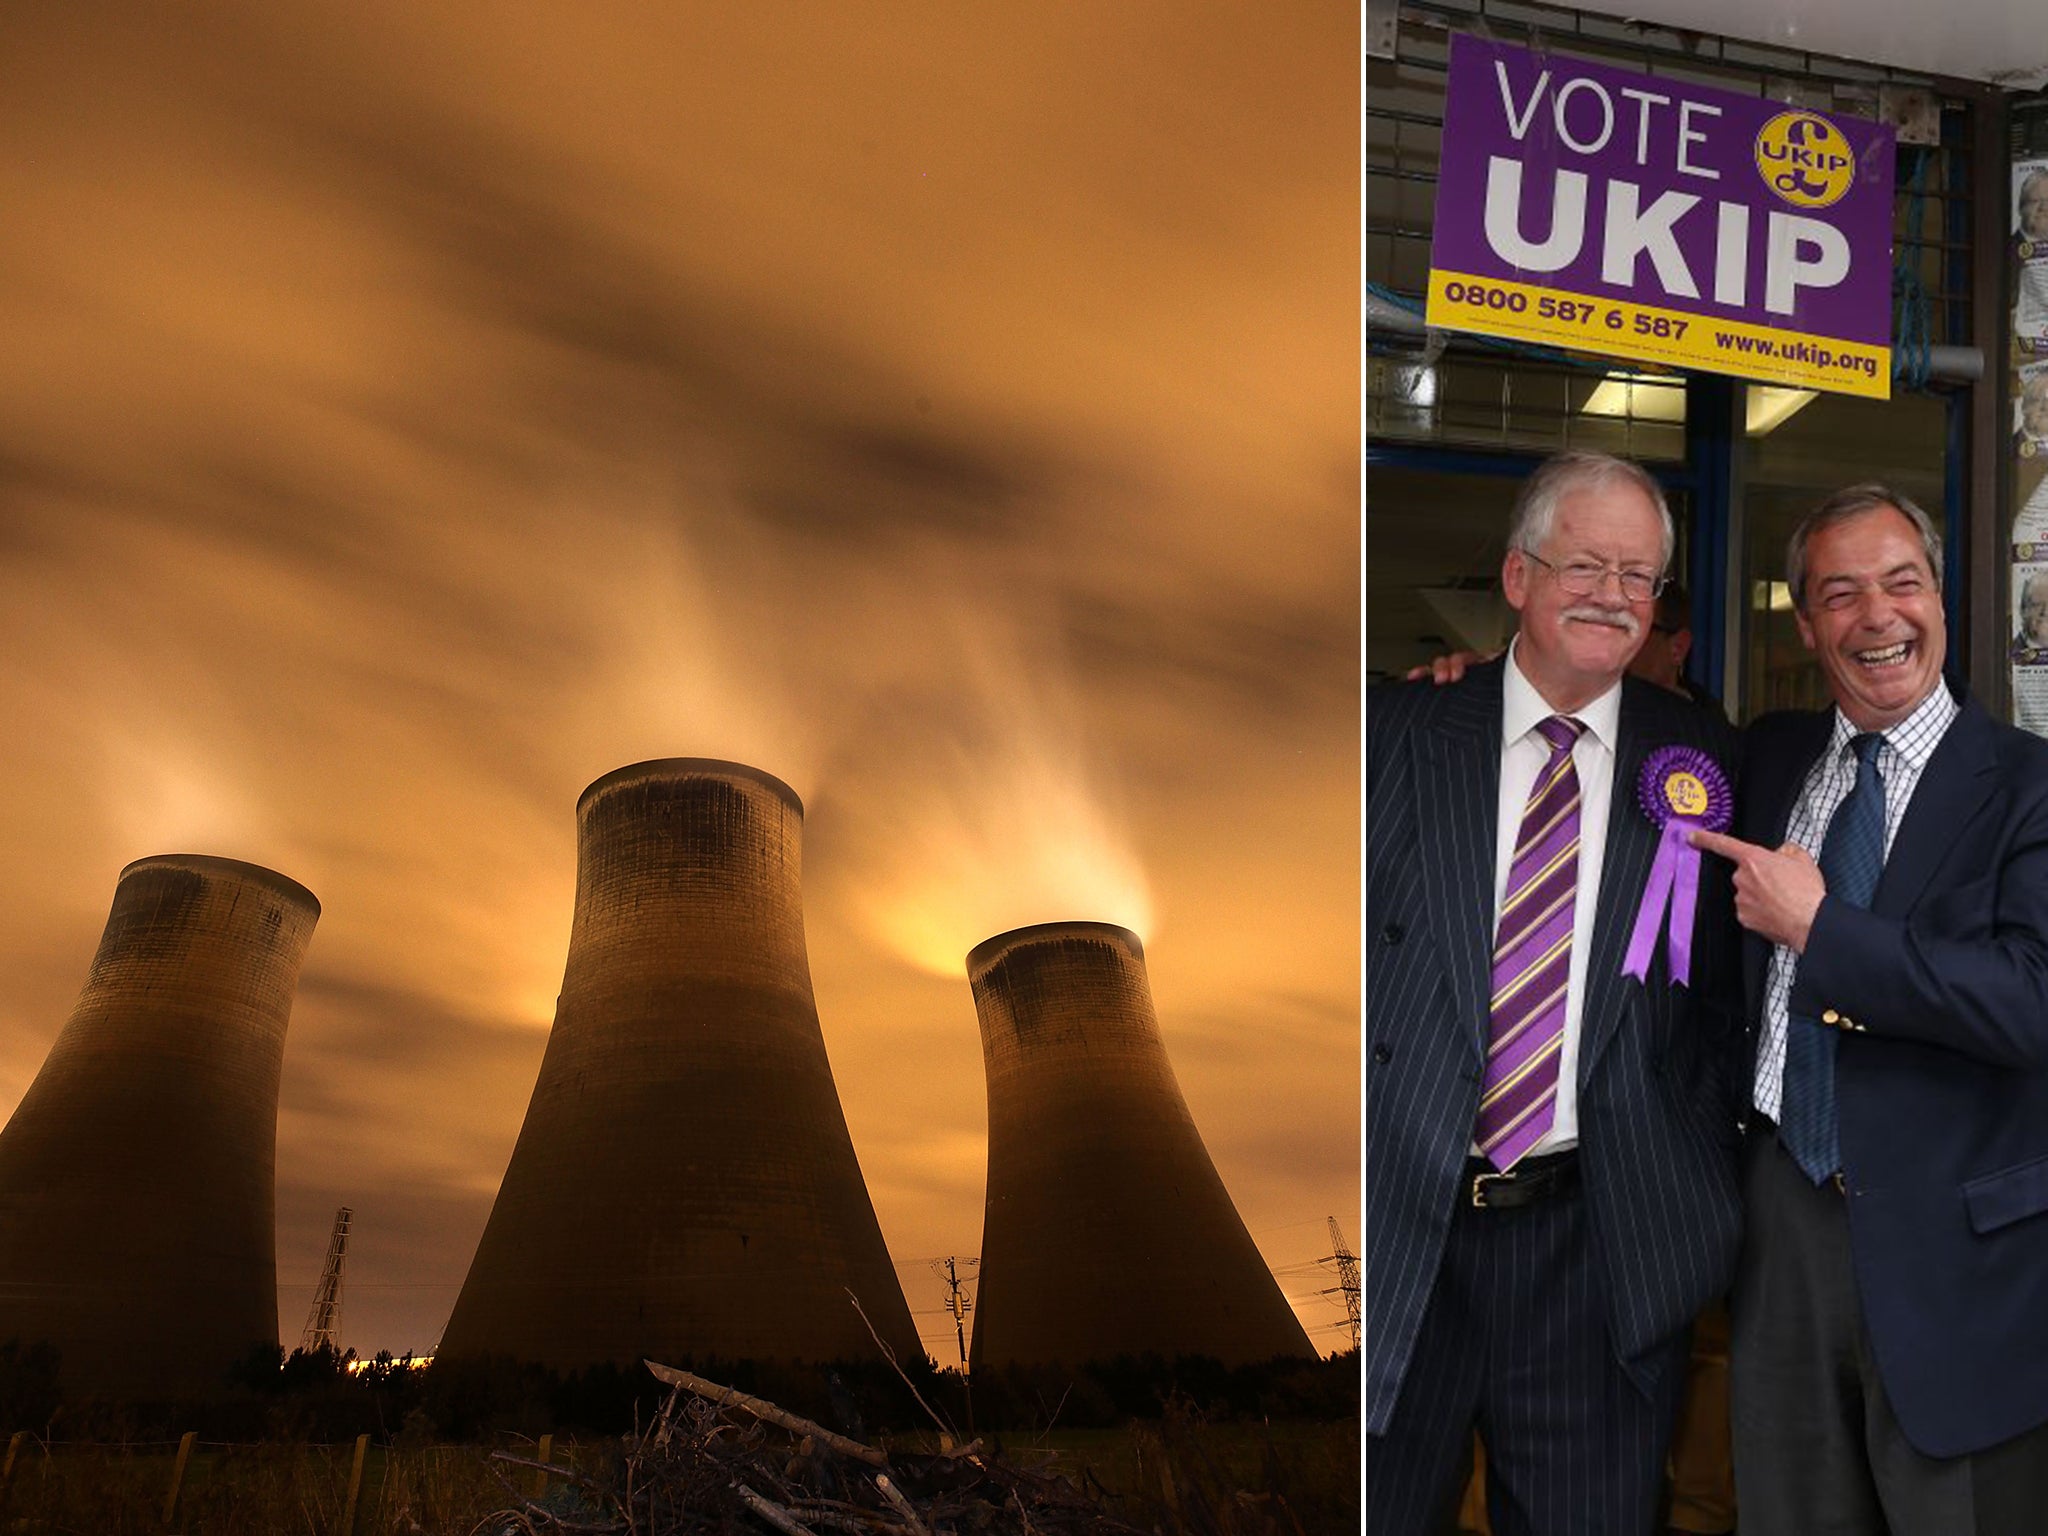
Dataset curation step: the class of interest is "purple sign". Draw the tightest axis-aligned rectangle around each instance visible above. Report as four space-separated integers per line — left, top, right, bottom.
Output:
1425 34 1895 396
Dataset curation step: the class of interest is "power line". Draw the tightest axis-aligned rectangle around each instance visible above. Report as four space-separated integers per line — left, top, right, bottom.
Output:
927 1256 979 1369
1252 1215 1348 1236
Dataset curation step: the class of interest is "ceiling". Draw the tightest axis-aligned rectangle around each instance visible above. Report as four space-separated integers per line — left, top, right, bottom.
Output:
1596 0 2048 90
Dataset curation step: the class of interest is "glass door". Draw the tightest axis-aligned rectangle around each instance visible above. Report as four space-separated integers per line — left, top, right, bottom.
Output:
1733 389 1950 722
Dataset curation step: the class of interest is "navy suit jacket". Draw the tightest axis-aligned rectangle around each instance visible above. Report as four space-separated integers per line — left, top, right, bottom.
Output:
1739 690 2048 1457
1366 659 1743 1437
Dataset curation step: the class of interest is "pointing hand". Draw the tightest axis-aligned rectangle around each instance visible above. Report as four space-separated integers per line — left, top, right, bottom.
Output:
1689 828 1826 953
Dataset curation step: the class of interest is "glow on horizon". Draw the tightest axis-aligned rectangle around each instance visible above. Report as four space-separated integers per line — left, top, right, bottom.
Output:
855 773 1155 978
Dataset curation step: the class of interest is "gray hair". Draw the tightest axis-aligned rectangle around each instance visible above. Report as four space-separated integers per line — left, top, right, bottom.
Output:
1507 451 1675 570
1785 484 1944 610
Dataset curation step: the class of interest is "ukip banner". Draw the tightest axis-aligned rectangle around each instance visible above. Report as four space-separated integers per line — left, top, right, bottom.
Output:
1426 34 1895 398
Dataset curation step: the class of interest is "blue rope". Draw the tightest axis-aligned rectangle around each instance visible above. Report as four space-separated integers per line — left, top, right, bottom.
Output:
1891 147 1934 392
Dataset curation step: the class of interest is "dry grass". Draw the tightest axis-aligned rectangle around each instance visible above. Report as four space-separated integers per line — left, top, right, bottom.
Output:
0 1437 509 1534
1019 1413 1360 1536
0 1411 1358 1534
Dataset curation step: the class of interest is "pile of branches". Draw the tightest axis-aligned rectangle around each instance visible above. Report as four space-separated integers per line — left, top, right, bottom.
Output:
473 1360 1147 1536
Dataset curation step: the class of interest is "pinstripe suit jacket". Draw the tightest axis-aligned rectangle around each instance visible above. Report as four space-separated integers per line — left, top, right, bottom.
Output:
1365 659 1743 1436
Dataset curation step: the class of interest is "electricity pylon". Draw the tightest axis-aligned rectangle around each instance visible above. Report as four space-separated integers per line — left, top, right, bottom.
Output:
300 1206 353 1356
929 1255 979 1368
1321 1216 1360 1351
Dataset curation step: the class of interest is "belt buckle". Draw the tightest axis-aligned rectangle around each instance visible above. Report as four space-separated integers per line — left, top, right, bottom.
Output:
1471 1169 1514 1208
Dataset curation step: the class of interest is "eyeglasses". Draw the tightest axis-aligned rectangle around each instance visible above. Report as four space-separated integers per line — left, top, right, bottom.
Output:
1518 548 1667 603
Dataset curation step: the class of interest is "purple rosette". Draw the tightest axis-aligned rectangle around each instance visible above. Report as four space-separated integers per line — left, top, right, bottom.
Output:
1622 745 1733 986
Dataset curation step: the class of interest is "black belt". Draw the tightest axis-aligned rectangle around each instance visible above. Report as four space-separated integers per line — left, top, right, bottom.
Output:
1463 1149 1580 1210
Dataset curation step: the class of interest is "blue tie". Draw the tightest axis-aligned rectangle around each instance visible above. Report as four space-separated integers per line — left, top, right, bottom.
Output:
1781 733 1886 1184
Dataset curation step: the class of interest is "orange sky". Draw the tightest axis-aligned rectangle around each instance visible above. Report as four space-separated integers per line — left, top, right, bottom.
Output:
0 2 1359 1361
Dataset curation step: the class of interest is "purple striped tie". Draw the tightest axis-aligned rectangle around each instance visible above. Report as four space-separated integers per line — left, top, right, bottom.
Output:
1477 714 1585 1171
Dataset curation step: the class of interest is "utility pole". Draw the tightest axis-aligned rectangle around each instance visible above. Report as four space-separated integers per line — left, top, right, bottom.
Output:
929 1256 979 1368
1321 1216 1360 1352
300 1206 353 1356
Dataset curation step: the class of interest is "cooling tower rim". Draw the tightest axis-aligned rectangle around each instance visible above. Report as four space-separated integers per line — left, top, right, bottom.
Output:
117 854 321 916
578 759 804 817
966 921 1145 979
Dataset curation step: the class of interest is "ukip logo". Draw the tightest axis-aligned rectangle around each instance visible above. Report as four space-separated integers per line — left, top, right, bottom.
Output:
1755 110 1857 210
1622 746 1732 987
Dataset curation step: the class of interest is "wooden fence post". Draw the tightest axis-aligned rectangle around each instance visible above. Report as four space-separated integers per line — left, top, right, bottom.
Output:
532 1432 553 1500
340 1433 369 1534
0 1429 22 1511
162 1430 196 1524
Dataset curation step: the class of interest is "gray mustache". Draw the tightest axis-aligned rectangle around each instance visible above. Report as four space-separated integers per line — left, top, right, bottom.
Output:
1561 605 1641 638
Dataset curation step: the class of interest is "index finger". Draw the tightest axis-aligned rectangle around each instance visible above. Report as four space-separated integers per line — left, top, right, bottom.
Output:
1689 827 1756 862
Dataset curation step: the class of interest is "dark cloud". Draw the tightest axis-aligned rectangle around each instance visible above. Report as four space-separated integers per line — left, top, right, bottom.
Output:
1065 581 1363 719
287 974 540 1083
741 421 1045 547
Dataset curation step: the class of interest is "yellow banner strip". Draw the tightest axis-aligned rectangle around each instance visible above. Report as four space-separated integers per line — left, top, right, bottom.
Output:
1424 269 1891 400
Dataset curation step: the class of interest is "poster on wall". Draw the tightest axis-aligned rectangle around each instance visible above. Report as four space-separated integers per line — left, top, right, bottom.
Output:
2017 360 2048 456
2012 477 2048 549
2012 563 2048 735
2014 563 2048 659
1425 33 1896 398
2014 160 2048 349
2013 149 2048 735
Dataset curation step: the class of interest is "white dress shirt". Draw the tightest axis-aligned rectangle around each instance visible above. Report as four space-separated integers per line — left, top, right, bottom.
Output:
1752 683 1959 1119
1483 641 1624 1157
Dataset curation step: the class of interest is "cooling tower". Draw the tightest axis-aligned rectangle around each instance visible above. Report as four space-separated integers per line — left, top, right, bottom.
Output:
968 922 1312 1368
440 759 920 1371
0 855 320 1399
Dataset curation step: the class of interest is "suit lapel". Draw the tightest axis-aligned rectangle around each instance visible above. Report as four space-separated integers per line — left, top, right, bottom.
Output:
1758 730 1816 849
1579 684 1656 1080
1415 661 1504 1060
1738 712 1833 1013
1874 696 2001 917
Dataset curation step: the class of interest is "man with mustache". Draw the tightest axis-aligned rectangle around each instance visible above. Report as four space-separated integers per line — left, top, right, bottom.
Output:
2017 373 2048 450
2019 166 2048 246
1430 581 1739 1536
1368 451 1743 1534
2015 570 2048 658
1691 486 2048 1532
